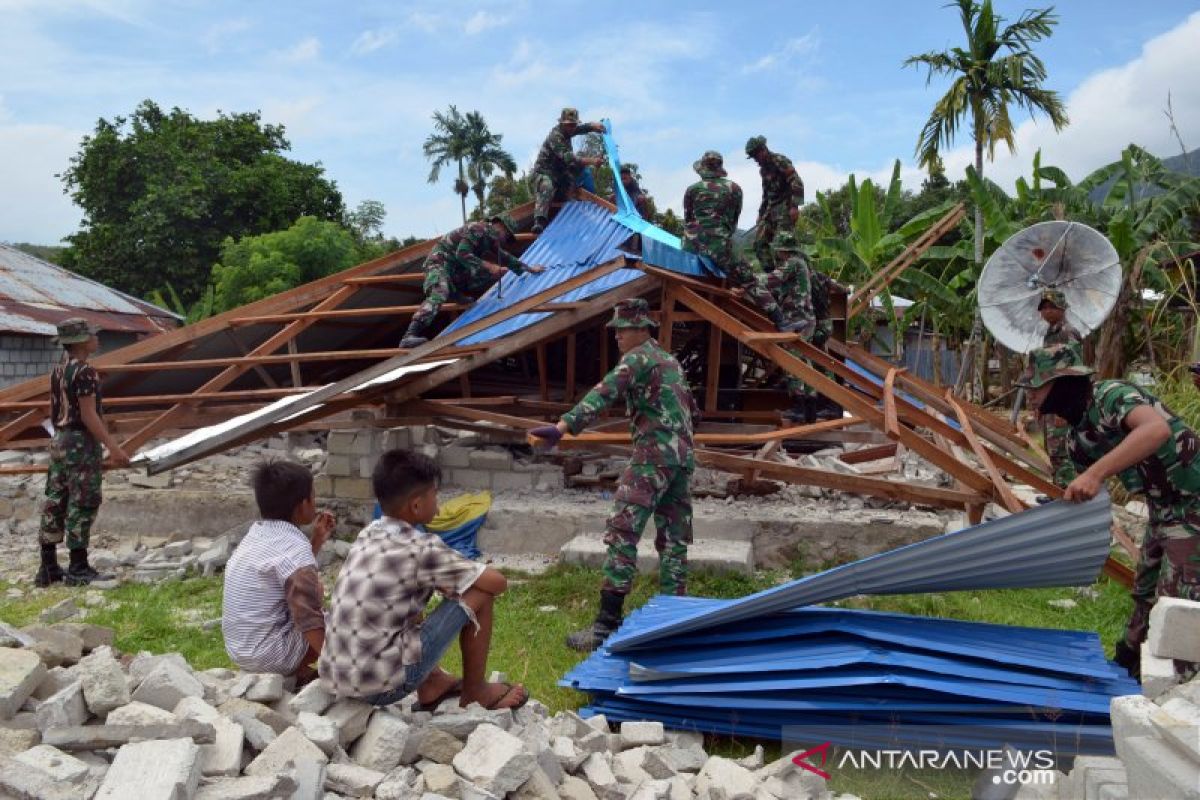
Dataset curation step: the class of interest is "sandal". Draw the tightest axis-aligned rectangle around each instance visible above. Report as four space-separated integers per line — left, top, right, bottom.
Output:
482 681 528 711
413 678 463 712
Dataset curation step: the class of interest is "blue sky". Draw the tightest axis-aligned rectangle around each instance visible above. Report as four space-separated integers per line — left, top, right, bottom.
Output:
2 1 1199 244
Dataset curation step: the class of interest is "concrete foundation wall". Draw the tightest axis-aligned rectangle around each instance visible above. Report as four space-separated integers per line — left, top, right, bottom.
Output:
0 334 61 388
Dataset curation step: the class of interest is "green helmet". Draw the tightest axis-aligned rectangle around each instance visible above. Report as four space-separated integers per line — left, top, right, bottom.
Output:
1018 343 1094 389
773 231 802 251
54 317 97 345
745 135 767 157
606 298 657 329
490 213 518 238
1039 288 1068 310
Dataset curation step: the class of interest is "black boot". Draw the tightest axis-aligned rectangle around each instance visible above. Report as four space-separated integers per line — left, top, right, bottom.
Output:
64 548 113 587
1113 639 1141 682
532 217 547 234
33 543 64 588
812 397 843 422
399 335 428 349
566 591 625 652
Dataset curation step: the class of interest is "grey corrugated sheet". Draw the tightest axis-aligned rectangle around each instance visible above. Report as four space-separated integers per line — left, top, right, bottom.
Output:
609 492 1113 652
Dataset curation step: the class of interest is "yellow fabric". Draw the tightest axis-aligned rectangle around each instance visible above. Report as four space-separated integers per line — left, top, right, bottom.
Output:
427 490 492 532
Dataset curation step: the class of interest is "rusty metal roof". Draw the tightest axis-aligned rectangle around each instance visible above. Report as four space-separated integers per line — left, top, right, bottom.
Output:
0 244 179 336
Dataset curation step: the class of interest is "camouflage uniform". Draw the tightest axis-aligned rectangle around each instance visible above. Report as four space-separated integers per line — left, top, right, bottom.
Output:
784 267 838 404
1023 344 1200 677
41 359 104 551
402 216 527 342
683 151 783 326
1039 289 1084 487
560 301 699 597
530 108 605 228
746 136 804 273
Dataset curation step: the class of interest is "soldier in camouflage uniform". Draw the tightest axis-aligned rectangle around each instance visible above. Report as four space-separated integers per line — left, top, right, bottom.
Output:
529 108 606 233
399 213 542 348
746 136 804 273
1021 343 1200 680
37 319 128 588
608 164 652 219
683 151 788 329
529 299 699 651
1038 289 1084 487
779 264 844 422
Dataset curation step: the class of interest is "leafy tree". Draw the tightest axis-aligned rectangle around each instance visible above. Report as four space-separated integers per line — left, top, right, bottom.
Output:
345 200 387 242
9 243 66 264
657 209 684 237
424 106 514 223
211 216 365 311
479 172 533 220
59 100 344 303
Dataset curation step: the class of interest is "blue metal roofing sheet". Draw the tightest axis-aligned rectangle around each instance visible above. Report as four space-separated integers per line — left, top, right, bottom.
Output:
440 201 643 345
608 492 1112 652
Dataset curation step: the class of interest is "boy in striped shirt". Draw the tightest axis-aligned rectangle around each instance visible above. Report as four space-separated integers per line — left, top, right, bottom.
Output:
222 461 335 684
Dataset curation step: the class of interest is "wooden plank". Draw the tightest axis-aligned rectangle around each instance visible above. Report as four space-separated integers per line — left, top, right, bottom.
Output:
224 330 280 390
286 339 303 388
705 323 721 413
342 273 425 285
673 284 998 498
946 393 1025 514
840 442 898 465
564 416 858 445
82 346 485 374
748 439 781 483
565 333 577 402
883 367 901 436
659 284 676 352
232 303 467 325
741 332 804 343
145 262 647 472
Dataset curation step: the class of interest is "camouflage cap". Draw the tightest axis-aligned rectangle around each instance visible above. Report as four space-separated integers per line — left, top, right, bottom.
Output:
773 231 802 251
745 135 767 157
619 163 635 175
693 150 727 178
1038 288 1068 310
54 317 97 345
558 107 580 124
606 298 658 329
490 213 518 238
1017 343 1094 389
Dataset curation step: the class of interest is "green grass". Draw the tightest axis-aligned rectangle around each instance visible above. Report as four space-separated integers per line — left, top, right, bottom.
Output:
0 562 1133 799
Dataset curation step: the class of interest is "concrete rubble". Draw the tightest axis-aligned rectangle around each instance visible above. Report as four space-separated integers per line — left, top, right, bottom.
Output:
0 624 872 800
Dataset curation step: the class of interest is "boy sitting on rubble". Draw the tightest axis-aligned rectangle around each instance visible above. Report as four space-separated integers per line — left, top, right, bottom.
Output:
222 460 335 684
319 449 527 710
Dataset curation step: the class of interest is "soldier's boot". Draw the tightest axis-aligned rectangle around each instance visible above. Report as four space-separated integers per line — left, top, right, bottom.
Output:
531 217 548 235
812 397 843 422
64 548 113 587
1113 639 1141 682
398 320 429 350
33 543 64 588
565 591 624 652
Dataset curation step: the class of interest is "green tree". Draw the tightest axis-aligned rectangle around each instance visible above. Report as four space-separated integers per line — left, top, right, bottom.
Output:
905 0 1068 394
59 100 344 303
345 200 387 242
211 216 364 311
424 106 514 224
479 172 533 220
463 111 517 212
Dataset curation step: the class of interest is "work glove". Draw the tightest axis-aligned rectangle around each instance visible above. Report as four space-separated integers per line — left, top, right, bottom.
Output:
528 425 564 447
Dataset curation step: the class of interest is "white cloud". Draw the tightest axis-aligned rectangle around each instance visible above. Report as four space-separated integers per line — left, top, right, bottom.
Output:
350 28 397 55
0 122 84 244
407 11 443 34
465 10 508 36
200 17 252 55
275 36 321 64
741 30 820 75
931 10 1200 189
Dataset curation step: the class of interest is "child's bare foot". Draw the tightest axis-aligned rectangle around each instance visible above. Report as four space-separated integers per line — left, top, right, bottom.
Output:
459 681 528 710
415 667 462 710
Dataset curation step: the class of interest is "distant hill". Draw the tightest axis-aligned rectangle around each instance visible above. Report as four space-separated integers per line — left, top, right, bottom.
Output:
6 242 66 265
1087 146 1199 204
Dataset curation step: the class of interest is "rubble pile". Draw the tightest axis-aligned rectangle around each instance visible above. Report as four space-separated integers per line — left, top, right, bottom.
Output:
0 625 864 800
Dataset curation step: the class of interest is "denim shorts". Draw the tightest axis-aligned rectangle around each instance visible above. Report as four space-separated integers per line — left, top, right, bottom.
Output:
361 599 473 706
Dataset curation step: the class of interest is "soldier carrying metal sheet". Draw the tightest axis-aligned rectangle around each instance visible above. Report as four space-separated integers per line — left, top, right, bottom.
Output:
398 213 543 349
529 108 606 234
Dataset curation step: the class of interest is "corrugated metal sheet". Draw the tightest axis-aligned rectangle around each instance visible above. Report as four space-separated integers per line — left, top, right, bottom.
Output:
441 201 643 345
609 492 1112 652
562 596 1136 753
0 244 178 335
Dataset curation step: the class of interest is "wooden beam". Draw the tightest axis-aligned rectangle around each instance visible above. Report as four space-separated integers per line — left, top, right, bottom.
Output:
224 330 280 390
341 274 425 285
840 442 898 465
705 323 722 413
946 393 1025 514
563 416 858 445
883 367 901 436
565 333 577 402
232 303 467 325
740 332 804 343
659 284 676 352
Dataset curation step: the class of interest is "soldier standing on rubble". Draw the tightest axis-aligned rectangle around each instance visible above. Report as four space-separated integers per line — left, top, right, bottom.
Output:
37 319 128 587
1038 289 1084 488
746 136 804 273
528 299 699 652
529 108 606 234
1021 342 1200 681
683 151 792 330
398 213 543 349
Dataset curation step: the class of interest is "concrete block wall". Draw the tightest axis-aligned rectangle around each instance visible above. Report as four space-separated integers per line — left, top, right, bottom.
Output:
0 334 61 388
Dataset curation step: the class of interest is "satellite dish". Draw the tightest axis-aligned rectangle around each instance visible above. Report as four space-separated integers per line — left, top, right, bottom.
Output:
979 220 1121 354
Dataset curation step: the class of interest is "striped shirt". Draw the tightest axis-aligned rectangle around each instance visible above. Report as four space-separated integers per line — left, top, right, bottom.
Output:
222 519 319 673
319 517 485 697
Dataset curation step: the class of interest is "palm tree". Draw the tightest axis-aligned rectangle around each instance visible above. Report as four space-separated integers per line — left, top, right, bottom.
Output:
423 105 473 224
905 0 1069 394
462 111 517 213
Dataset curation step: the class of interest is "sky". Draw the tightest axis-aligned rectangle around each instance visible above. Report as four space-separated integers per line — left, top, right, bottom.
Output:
2 0 1199 245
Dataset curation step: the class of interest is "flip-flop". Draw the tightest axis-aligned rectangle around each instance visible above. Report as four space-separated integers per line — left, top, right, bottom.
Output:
482 681 528 711
413 678 463 712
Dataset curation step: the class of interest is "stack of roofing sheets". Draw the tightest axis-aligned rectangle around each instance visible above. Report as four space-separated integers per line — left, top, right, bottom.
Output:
562 495 1137 753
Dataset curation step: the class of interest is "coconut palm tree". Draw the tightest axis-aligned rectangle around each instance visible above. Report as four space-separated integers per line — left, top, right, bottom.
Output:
462 111 517 213
423 105 473 224
905 0 1069 394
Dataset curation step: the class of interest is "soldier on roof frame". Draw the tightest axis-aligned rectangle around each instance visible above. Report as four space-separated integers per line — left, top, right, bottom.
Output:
529 108 606 234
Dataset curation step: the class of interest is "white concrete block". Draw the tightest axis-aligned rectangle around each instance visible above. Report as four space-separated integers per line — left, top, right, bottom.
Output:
1142 641 1179 699
289 681 334 716
298 711 341 756
695 756 758 800
1111 694 1159 741
324 699 373 747
35 680 87 731
245 726 329 777
14 744 90 783
0 647 46 719
1119 733 1200 800
619 721 664 749
452 723 537 796
95 738 202 800
325 762 386 797
130 660 205 711
1149 597 1200 662
351 711 410 772
106 699 178 726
